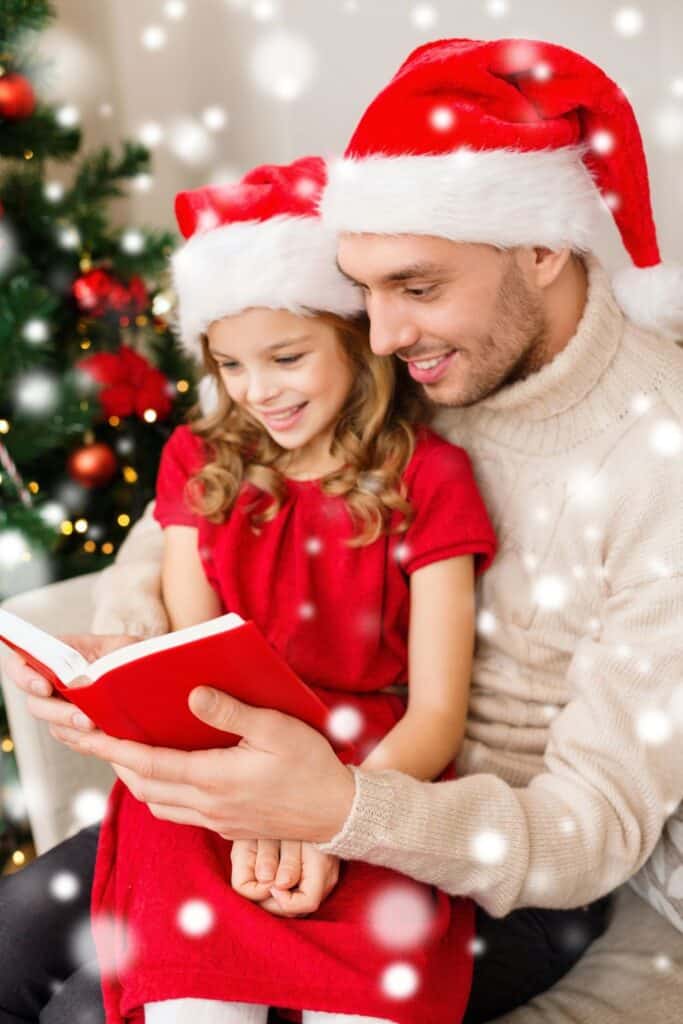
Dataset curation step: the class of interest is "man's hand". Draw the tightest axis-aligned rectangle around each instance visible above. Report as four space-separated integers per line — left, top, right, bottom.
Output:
231 838 340 917
48 686 357 845
0 634 138 733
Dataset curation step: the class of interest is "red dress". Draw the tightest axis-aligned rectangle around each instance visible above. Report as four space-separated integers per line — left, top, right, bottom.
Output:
92 424 497 1024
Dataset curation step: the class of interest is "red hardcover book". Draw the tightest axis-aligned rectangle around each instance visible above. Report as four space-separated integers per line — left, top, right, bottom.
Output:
0 609 352 757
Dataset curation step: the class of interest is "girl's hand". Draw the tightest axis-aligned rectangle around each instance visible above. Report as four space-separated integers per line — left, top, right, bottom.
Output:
230 839 340 918
261 843 340 918
1 634 137 734
230 838 303 904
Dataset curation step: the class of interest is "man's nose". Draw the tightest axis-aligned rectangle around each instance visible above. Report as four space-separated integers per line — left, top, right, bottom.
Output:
368 298 419 357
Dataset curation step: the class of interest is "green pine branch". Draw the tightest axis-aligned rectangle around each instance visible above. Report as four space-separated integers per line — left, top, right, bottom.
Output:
0 106 80 161
72 141 151 200
0 0 54 49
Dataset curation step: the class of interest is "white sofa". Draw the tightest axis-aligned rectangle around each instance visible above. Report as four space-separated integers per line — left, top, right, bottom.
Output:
2 568 682 1023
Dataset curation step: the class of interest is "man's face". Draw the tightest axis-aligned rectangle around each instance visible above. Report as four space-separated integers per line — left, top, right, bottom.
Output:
336 234 549 407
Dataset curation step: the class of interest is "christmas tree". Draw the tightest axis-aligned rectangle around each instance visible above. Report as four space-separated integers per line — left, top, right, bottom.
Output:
0 0 196 871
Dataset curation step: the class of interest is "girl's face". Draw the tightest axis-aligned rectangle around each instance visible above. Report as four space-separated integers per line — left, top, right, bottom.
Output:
206 307 354 471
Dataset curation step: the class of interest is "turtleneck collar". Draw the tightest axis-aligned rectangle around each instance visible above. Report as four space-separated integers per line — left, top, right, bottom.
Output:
430 254 642 456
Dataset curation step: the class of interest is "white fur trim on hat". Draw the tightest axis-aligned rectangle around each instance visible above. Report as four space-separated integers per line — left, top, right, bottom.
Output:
612 263 683 341
321 146 603 251
172 215 364 359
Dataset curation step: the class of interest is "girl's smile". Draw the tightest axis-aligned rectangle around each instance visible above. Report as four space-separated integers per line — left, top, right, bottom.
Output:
258 401 309 432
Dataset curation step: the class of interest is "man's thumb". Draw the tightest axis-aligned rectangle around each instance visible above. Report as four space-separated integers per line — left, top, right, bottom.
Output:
189 687 294 748
189 685 229 722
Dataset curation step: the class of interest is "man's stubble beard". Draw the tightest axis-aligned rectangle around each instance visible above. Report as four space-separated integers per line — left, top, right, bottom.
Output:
431 257 550 408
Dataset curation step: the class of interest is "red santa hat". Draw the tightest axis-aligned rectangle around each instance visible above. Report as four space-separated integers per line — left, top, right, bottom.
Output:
321 38 683 341
172 156 364 359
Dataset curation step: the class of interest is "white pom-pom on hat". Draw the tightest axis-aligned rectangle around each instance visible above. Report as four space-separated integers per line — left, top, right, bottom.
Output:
612 263 683 341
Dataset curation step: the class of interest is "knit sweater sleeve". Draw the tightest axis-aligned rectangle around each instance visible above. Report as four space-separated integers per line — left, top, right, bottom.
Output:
316 413 683 917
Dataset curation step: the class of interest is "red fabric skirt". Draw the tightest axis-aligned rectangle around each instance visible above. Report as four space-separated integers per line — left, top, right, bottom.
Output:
91 691 475 1024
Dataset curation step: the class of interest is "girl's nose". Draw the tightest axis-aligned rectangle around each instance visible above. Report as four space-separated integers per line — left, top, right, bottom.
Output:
246 373 279 406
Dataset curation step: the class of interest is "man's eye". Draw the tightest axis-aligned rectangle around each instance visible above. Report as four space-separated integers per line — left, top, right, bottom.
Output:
275 354 302 365
405 285 435 298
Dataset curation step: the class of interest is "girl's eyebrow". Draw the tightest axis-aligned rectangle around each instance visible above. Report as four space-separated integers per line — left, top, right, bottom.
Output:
209 336 310 360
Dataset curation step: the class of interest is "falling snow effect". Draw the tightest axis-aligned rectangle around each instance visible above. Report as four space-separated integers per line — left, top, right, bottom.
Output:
613 7 645 37
15 372 59 415
471 830 508 865
249 30 317 101
1 0 682 996
636 709 674 746
411 4 438 31
381 961 421 1000
72 788 108 828
177 898 216 936
167 118 216 165
327 703 364 743
50 870 81 901
532 574 568 611
141 25 167 50
367 883 437 951
649 419 682 457
485 0 509 17
22 318 50 344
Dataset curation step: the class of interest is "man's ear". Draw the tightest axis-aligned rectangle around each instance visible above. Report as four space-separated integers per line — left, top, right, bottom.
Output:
531 247 573 290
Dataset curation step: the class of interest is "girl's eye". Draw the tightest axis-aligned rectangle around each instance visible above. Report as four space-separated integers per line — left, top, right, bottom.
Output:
217 361 240 371
275 354 302 365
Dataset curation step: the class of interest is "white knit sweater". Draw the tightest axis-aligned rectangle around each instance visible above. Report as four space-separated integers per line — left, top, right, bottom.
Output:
316 256 683 919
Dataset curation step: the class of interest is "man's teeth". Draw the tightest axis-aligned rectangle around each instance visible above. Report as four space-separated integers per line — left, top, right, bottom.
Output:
413 354 449 370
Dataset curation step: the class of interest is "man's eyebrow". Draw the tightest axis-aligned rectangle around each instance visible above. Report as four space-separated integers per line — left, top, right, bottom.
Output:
209 337 309 360
381 262 446 284
335 258 446 287
335 258 362 285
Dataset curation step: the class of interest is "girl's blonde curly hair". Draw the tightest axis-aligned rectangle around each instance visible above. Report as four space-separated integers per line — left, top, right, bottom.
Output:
185 312 434 547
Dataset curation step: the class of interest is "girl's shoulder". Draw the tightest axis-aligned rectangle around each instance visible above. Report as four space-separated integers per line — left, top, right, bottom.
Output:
403 424 476 487
161 423 208 471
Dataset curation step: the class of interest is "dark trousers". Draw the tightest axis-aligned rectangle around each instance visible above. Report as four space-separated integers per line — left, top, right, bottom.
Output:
0 824 612 1023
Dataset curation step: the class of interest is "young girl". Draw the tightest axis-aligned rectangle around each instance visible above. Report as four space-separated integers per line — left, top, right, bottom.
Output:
91 157 497 1024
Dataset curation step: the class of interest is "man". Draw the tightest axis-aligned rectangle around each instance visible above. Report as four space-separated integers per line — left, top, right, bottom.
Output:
2 37 682 1024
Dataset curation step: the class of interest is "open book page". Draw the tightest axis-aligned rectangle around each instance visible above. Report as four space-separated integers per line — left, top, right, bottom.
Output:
0 608 245 688
83 611 245 683
0 608 89 683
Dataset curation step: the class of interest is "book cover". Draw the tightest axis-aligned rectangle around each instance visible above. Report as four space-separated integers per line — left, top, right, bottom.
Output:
0 610 353 758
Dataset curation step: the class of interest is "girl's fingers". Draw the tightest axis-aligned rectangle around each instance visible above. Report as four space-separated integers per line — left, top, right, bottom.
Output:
1 648 53 697
230 838 272 900
37 699 92 731
273 839 302 889
253 839 280 888
254 838 281 884
294 846 340 913
258 894 290 916
267 885 317 917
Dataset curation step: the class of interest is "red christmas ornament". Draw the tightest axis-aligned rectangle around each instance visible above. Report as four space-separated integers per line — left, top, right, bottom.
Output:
67 442 118 488
72 269 149 318
0 73 36 119
78 345 173 422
